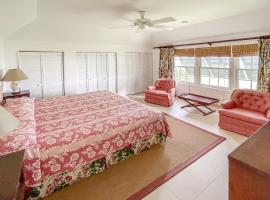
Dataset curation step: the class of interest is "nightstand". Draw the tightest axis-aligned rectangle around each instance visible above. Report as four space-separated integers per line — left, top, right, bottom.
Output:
0 150 25 200
3 90 30 104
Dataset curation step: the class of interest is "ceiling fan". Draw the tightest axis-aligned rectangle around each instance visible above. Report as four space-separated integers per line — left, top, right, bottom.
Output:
110 11 176 32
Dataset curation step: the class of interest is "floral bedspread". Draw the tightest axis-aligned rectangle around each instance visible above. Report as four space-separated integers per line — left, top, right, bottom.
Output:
0 98 41 187
1 91 171 199
35 91 171 180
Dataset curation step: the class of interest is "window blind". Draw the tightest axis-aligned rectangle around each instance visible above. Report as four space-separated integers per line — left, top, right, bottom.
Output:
195 46 231 57
174 44 258 58
175 48 195 57
232 44 258 57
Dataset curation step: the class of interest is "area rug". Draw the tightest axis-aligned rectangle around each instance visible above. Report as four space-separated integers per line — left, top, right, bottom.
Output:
45 114 225 200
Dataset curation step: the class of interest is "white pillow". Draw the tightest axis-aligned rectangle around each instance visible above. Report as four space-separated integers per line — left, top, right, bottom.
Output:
0 106 20 137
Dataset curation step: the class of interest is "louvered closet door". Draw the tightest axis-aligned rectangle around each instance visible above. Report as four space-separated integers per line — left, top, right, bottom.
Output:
108 53 117 92
18 52 43 98
96 53 108 91
87 53 98 92
72 53 87 94
141 53 153 89
42 53 64 98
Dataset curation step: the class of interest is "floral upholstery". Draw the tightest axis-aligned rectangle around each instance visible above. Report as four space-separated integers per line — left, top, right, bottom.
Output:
145 79 176 107
219 89 270 136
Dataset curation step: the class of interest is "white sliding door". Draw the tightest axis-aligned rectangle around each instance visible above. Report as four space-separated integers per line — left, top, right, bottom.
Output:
108 53 117 92
141 53 153 89
75 52 117 93
73 53 88 94
42 53 64 98
87 53 98 92
97 53 108 91
18 51 64 99
18 52 43 98
124 52 153 95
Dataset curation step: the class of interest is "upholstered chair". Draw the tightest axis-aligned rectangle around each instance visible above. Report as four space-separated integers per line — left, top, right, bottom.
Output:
219 89 270 136
145 79 176 107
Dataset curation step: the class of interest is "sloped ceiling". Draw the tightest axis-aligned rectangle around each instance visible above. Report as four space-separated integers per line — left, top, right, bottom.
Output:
0 0 37 36
2 0 270 45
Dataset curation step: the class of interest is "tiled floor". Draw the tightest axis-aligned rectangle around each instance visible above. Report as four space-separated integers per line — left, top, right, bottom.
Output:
128 94 247 200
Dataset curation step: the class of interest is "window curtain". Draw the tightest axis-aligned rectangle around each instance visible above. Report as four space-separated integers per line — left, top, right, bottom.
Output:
159 48 175 78
257 37 270 92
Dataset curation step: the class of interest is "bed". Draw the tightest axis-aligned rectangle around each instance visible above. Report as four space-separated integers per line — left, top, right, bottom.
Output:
0 91 171 199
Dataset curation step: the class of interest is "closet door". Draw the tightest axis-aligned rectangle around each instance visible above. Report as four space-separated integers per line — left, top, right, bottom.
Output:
142 53 153 89
96 53 108 91
18 52 43 98
108 53 117 92
42 52 64 98
87 53 98 92
73 53 87 94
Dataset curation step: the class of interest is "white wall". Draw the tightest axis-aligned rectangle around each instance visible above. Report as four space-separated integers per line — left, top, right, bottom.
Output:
4 39 153 95
0 37 5 100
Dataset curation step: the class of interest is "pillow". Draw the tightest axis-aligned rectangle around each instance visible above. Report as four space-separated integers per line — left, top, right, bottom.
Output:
0 106 20 137
0 81 3 105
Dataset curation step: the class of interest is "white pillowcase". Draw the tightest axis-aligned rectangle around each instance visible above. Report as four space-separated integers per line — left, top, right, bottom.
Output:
0 106 20 137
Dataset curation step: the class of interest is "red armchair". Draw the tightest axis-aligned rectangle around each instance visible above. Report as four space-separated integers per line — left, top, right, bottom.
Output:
219 89 270 136
145 79 176 107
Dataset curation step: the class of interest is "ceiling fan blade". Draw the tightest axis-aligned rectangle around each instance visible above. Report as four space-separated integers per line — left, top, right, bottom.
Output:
109 25 136 29
151 17 176 25
149 24 173 30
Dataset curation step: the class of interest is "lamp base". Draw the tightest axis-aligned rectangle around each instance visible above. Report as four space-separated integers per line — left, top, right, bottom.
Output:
10 81 20 93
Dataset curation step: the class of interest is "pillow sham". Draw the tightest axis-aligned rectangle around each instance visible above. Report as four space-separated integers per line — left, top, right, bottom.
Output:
0 106 20 137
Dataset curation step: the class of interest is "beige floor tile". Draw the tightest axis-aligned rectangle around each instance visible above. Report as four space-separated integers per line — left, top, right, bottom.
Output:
195 173 228 200
163 158 222 200
143 185 181 200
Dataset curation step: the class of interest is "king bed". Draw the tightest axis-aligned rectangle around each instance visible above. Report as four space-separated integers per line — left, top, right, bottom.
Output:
0 91 171 199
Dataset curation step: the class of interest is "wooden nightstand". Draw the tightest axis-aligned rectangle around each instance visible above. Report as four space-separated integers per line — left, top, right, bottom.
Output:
3 90 30 104
0 150 25 200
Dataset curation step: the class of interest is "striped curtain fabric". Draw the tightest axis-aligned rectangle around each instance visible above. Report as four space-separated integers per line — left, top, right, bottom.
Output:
258 37 270 92
159 48 175 78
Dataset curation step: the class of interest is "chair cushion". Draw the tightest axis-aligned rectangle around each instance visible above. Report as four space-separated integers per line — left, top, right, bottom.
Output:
231 89 270 114
145 89 170 97
219 108 268 125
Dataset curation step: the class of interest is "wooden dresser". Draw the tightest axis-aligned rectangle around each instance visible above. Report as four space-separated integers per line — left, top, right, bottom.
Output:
229 122 270 200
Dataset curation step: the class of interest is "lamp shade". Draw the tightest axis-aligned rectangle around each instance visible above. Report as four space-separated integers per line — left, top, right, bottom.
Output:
0 106 20 137
1 69 28 81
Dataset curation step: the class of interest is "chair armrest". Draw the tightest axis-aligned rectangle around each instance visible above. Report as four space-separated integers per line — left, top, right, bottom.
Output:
266 109 270 119
169 88 176 96
147 85 156 90
221 100 236 109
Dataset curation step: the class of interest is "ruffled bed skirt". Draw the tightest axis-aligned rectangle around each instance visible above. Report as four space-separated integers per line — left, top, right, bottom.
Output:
26 132 167 199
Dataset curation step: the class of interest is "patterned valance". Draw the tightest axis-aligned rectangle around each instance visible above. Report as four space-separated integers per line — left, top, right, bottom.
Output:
232 44 258 57
195 46 231 57
175 48 195 57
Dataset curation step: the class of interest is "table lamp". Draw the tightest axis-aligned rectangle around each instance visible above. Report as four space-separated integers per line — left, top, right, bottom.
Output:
1 69 28 93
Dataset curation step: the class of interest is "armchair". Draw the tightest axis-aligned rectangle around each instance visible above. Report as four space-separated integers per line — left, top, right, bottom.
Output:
219 89 270 136
145 79 176 107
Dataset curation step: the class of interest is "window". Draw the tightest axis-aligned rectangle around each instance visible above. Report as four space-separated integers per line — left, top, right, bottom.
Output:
200 57 230 88
174 57 195 82
235 56 259 90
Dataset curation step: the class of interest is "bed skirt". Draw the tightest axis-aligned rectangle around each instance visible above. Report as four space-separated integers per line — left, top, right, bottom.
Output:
25 132 167 199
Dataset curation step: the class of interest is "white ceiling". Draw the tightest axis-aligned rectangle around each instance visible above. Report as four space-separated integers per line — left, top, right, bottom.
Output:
1 0 270 45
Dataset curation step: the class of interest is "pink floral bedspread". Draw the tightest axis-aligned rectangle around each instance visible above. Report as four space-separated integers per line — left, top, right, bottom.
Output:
0 98 41 187
1 91 171 189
